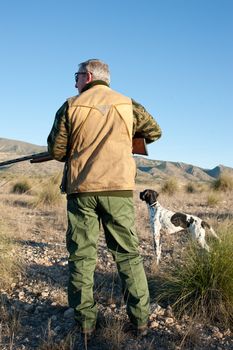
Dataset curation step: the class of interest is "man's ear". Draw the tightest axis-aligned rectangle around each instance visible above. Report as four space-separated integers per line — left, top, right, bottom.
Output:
86 72 93 84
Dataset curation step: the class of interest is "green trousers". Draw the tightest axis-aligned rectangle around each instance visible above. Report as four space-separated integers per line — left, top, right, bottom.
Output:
66 194 150 331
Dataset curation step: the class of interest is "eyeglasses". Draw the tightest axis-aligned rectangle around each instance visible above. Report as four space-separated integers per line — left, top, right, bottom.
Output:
74 72 87 82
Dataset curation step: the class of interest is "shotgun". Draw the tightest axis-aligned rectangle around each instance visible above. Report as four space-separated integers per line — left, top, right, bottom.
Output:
0 138 148 168
0 152 52 167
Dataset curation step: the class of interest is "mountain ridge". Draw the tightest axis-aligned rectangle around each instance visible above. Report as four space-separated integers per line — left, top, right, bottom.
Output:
0 137 232 183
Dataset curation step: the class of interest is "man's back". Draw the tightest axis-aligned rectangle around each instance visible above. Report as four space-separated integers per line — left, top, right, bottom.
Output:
65 84 136 194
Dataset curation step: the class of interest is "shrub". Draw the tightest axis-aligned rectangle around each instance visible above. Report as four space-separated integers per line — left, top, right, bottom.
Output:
161 178 179 196
206 192 220 207
11 179 31 194
38 320 76 350
212 173 233 192
0 296 21 347
185 182 197 194
50 172 63 186
0 222 23 290
156 225 233 327
34 179 63 207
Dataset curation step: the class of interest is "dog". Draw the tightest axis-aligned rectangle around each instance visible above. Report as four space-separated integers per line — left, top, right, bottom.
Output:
140 189 220 264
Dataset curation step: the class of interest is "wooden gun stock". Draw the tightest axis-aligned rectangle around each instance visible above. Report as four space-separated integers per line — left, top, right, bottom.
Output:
132 138 148 156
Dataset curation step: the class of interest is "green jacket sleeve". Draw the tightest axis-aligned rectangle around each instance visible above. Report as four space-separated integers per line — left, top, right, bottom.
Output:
132 99 162 144
47 101 70 161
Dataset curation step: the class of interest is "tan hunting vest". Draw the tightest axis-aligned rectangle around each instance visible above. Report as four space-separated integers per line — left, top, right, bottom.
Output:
66 84 136 194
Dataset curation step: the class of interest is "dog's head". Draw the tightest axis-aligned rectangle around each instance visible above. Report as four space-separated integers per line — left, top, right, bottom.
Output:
140 189 159 206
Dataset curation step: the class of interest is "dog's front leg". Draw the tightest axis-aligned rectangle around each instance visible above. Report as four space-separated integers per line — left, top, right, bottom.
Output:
148 205 161 264
197 233 210 252
153 221 162 265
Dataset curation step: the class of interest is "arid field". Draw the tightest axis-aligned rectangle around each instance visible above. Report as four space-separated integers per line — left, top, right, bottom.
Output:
0 165 233 349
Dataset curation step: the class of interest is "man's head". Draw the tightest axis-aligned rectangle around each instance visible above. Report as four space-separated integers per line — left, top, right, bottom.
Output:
75 59 110 93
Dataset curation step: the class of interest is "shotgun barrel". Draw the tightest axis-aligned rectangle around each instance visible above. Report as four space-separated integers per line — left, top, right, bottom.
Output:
0 152 52 167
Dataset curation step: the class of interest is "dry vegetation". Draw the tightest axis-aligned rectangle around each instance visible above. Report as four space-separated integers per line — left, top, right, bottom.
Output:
0 170 233 349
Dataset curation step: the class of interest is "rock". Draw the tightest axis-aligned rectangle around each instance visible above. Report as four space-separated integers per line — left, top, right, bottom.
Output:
54 326 61 333
41 291 50 298
34 306 43 314
164 305 173 317
63 308 74 318
165 317 174 325
51 315 57 322
150 321 159 328
214 331 223 339
24 304 34 312
18 291 25 299
223 329 231 336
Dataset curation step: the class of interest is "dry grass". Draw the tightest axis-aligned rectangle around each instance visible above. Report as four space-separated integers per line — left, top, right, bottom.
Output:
38 320 76 350
97 316 127 350
155 223 233 327
206 192 221 207
212 172 233 192
33 178 65 208
0 217 24 349
161 177 179 195
184 182 198 193
0 221 24 290
0 295 21 350
11 178 32 194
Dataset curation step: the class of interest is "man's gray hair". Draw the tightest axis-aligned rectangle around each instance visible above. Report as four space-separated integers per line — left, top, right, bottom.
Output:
78 59 110 85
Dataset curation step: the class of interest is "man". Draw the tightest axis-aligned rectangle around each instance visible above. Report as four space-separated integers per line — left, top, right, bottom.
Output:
47 59 162 338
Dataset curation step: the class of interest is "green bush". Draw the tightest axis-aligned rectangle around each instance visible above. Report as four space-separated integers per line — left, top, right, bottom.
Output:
185 182 197 193
206 192 220 207
156 225 233 327
0 222 23 289
11 179 31 194
161 178 179 196
212 173 233 192
34 180 62 207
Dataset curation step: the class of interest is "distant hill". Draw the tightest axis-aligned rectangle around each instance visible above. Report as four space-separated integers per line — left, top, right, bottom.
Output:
0 138 61 176
0 137 233 182
0 138 46 154
134 157 233 184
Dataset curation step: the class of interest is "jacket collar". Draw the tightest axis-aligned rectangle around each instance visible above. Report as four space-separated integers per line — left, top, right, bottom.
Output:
81 80 109 93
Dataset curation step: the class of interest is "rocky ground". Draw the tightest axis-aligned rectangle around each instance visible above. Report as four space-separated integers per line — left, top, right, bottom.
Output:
0 186 233 349
1 234 232 350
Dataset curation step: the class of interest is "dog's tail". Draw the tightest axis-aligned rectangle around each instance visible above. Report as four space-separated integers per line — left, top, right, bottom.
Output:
209 227 221 241
202 221 220 241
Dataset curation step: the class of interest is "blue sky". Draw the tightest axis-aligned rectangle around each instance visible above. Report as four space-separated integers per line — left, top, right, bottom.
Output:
0 0 232 169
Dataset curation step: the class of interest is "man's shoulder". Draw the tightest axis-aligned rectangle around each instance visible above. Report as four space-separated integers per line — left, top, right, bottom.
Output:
67 94 80 106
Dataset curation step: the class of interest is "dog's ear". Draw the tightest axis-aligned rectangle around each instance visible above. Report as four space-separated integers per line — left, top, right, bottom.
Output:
148 190 158 205
139 190 147 201
171 213 189 228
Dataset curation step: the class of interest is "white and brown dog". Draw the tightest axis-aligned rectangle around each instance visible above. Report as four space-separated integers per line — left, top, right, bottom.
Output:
140 189 220 264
